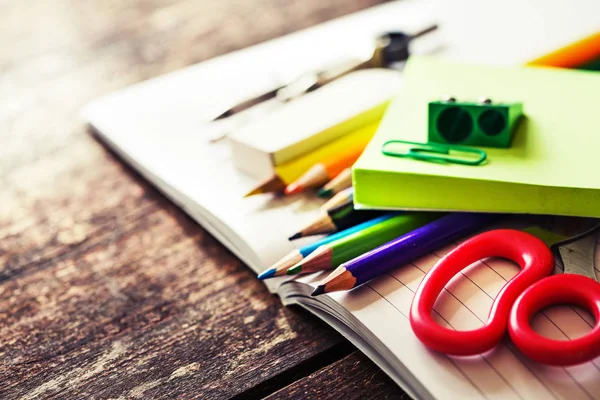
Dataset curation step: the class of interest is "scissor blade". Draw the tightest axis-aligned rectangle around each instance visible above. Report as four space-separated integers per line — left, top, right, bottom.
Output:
557 233 598 279
525 216 600 246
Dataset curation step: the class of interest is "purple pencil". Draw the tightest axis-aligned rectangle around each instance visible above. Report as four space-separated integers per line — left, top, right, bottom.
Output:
311 212 499 296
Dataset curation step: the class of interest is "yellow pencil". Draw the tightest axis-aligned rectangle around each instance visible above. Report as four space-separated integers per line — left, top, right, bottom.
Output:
317 168 352 198
244 121 378 197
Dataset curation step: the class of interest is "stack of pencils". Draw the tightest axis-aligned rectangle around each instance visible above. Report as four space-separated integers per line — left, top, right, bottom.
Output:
244 121 374 199
253 31 600 297
245 104 501 297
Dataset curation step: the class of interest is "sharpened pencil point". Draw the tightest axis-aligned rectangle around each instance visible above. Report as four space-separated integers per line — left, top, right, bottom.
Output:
316 188 333 198
284 183 303 195
288 232 302 240
243 188 261 198
244 175 286 197
257 268 277 280
286 265 302 275
311 285 326 296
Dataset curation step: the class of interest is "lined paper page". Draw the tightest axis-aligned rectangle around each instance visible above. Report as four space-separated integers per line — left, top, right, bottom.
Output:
326 236 600 400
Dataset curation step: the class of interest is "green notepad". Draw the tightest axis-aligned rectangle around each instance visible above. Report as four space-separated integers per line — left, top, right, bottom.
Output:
353 56 600 217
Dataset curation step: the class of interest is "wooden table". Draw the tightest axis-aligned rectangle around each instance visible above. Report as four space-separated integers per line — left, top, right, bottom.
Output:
0 0 410 398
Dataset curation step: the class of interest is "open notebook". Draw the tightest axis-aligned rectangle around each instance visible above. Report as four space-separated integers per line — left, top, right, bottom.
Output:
282 233 600 400
83 0 600 398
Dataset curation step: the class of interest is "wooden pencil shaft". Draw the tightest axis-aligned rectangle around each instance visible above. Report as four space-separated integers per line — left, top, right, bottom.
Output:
298 214 337 237
245 174 285 196
322 168 352 193
290 145 364 190
323 268 356 293
292 164 329 189
293 246 333 273
272 250 303 274
320 189 354 212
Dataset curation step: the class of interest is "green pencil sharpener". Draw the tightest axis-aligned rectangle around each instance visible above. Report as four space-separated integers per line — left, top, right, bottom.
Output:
428 97 523 148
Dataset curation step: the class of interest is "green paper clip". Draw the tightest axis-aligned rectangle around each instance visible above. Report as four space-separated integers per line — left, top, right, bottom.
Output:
381 140 487 166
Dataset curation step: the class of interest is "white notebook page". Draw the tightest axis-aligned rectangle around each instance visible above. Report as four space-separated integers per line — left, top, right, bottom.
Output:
321 236 600 400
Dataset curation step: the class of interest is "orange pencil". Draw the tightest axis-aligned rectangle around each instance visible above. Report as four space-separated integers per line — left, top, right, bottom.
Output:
284 144 364 195
527 32 600 69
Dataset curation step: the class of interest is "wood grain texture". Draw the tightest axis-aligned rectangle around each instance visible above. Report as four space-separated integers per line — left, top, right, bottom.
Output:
0 0 405 398
266 351 409 400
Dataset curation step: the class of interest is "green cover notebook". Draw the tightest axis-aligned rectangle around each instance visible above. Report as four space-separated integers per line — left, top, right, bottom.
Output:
353 56 600 217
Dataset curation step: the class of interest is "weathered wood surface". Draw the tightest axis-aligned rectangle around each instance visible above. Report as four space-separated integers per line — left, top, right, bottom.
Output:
0 0 405 398
266 351 411 400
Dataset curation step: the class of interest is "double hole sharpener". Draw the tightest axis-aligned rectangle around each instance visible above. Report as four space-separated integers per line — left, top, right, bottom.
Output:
428 97 523 148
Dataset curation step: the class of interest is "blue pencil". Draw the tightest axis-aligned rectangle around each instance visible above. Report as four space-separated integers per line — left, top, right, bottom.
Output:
258 213 397 279
312 212 499 295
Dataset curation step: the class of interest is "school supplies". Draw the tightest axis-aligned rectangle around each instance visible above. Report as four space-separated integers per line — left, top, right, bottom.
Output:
212 24 437 122
288 202 385 240
381 140 488 166
258 213 396 279
410 219 600 366
527 32 600 69
320 187 354 212
286 212 442 276
245 122 378 196
317 167 352 198
428 97 523 148
311 212 497 296
84 0 600 398
353 56 600 217
229 69 401 178
284 143 364 195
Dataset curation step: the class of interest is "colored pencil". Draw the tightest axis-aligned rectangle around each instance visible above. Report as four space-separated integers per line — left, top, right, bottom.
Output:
284 146 363 195
289 202 385 240
244 122 378 197
527 32 600 69
317 168 352 198
244 175 287 197
311 212 499 296
257 213 396 279
286 212 443 276
320 187 354 213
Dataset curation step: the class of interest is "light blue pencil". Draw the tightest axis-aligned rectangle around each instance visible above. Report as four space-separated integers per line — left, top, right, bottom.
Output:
258 213 397 279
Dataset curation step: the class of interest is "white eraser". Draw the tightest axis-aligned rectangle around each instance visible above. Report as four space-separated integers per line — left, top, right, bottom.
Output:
229 69 403 178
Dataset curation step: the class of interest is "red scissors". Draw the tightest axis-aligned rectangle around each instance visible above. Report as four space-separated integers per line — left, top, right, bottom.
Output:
410 218 600 366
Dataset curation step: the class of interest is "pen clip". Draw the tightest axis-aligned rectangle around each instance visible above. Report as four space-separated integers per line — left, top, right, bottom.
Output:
381 140 487 166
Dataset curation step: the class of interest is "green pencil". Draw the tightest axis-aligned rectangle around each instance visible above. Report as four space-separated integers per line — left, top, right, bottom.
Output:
286 212 444 276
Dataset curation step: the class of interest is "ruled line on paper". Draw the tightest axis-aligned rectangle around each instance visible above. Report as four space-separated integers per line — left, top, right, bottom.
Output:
368 284 490 400
414 249 598 361
419 249 600 375
385 272 549 400
390 267 592 400
382 247 600 400
390 266 594 400
480 258 600 374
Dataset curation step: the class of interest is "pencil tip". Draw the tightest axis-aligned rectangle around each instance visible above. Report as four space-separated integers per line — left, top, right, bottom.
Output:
286 265 302 275
257 268 276 280
288 232 302 240
311 285 326 296
284 183 302 195
316 188 333 198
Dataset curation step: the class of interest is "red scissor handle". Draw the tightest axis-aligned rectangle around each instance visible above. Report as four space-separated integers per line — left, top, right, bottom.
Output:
410 229 554 355
509 274 600 365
